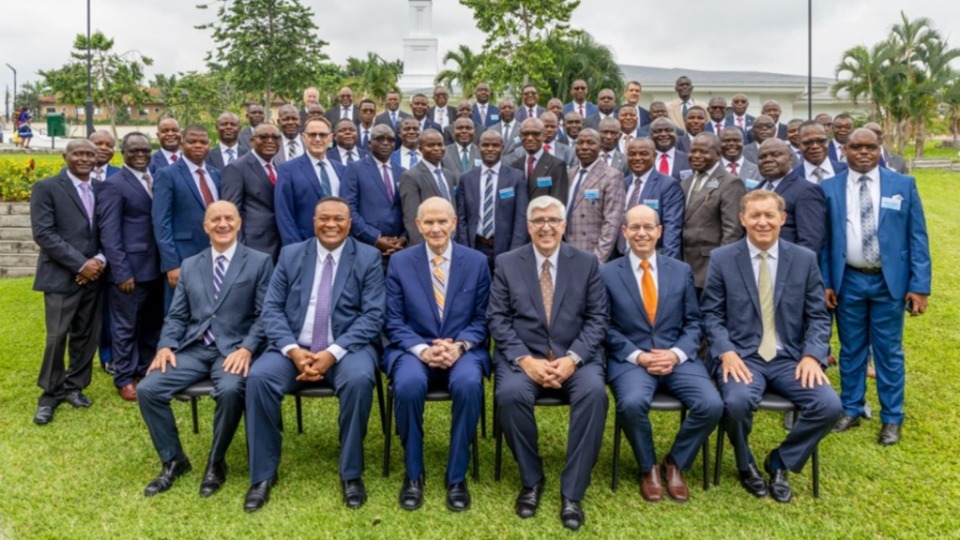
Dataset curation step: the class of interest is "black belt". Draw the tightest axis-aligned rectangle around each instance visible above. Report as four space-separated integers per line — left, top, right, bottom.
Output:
474 235 495 247
846 265 882 275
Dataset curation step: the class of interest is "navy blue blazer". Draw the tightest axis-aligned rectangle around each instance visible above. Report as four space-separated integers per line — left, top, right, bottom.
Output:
724 114 755 133
515 105 546 122
327 145 369 164
667 151 692 182
624 169 685 259
471 103 501 128
205 145 247 172
151 159 222 272
826 140 844 162
97 167 160 284
759 171 827 255
455 166 529 257
383 243 491 376
701 239 831 373
274 154 347 245
148 152 178 176
102 164 122 178
340 156 405 246
564 101 598 118
790 159 848 183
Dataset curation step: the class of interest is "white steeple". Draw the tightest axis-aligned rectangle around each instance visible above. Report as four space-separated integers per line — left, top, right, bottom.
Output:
397 0 439 94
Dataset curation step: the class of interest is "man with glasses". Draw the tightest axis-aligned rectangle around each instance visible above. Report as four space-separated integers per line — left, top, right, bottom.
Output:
792 120 847 185
704 97 729 137
743 115 777 164
727 94 755 134
827 114 854 163
356 99 378 152
516 84 545 123
512 118 569 203
326 86 358 125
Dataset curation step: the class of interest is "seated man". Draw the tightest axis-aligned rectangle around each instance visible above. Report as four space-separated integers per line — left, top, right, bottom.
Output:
244 197 385 512
603 204 722 503
488 196 609 531
384 197 491 512
137 201 274 498
701 190 842 503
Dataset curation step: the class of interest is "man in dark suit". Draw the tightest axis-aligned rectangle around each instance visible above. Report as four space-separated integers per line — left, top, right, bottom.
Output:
793 121 848 185
566 128 626 263
428 85 457 131
356 99 377 152
455 130 528 263
244 197 385 511
616 105 645 153
827 114 854 163
563 79 597 119
681 133 746 291
488 195 609 531
619 80 651 128
30 140 105 425
742 115 778 164
678 106 708 153
823 128 931 446
583 89 618 131
704 97 729 138
786 119 805 166
621 137 685 260
237 104 265 154
759 101 789 141
726 94 755 134
391 118 422 171
650 118 691 182
540 112 576 167
515 84 545 123
604 204 723 502
597 118 629 175
275 105 305 166
149 118 182 176
275 116 347 245
325 86 358 126
375 91 411 133
511 117 569 203
137 201 273 497
488 98 521 156
701 190 842 503
441 117 481 182
471 82 500 128
300 87 321 126
443 100 483 146
410 94 442 134
97 132 164 401
384 197 490 512
327 118 367 165
206 112 245 173
756 139 826 255
221 123 282 260
399 129 458 245
720 127 762 187
563 111 584 143
89 130 121 181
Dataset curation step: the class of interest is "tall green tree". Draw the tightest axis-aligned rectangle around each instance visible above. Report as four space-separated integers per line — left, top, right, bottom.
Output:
943 74 960 147
435 45 487 99
544 30 623 104
340 53 402 103
150 71 245 128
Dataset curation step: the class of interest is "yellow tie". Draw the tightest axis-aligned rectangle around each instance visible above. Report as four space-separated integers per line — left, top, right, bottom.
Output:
432 256 446 319
758 251 776 361
540 260 554 325
640 260 657 324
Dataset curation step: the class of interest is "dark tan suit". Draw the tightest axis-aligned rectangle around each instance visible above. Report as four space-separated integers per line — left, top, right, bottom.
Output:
680 165 745 288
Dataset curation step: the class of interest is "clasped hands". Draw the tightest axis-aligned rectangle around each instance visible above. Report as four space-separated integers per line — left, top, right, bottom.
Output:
375 235 406 256
290 348 336 382
518 355 576 389
636 349 679 376
419 339 462 369
75 258 105 285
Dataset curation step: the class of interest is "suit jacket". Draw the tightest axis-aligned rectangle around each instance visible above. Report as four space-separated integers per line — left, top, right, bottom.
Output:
148 151 176 176
97 167 161 284
237 126 255 154
442 120 484 147
487 243 609 368
220 151 281 260
487 121 522 155
414 117 443 134
613 105 652 128
152 159 222 272
325 105 359 126
742 142 760 164
675 133 693 154
471 103 500 128
455 165 529 256
327 145 369 165
383 243 491 375
826 140 845 163
390 147 421 172
515 105 546 122
512 150 569 203
30 172 102 294
659 150 692 182
666 98 701 128
441 143 482 178
680 165 746 287
701 239 831 373
601 150 629 177
820 168 931 300
159 243 273 357
566 160 626 262
398 160 458 245
260 237 385 356
548 141 577 168
564 101 598 118
724 113 755 133
374 110 412 131
428 105 457 129
582 112 618 131
723 159 761 187
762 171 827 255
623 170 685 259
274 154 347 245
205 144 247 172
881 150 908 174
791 159 848 184
340 156 405 246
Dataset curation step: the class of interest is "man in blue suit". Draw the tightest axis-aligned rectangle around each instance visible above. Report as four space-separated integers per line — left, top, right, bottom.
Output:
793 121 847 184
137 201 274 498
384 197 490 512
756 139 826 255
471 82 500 128
244 197 385 512
604 204 722 503
621 137 685 259
823 128 931 446
649 118 691 182
152 125 221 294
455 130 528 265
515 84 545 123
206 112 245 173
410 94 443 133
148 118 182 176
701 190 842 503
327 118 368 165
562 79 598 119
274 116 347 245
826 114 853 163
89 130 121 181
725 94 755 134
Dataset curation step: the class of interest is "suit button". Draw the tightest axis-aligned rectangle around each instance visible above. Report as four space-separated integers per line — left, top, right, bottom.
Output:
212 314 217 318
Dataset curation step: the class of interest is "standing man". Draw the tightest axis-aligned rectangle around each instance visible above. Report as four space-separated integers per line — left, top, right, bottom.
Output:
30 140 105 425
720 127 762 188
679 106 708 152
726 94 755 134
666 76 699 128
275 105 305 166
356 99 377 152
793 121 847 185
137 201 273 498
488 196 609 531
864 122 908 174
515 84 545 122
759 101 788 141
621 138 685 260
149 118 182 176
563 79 597 119
563 111 584 144
326 86 358 125
566 129 626 263
701 190 842 503
823 128 931 446
756 139 826 255
827 114 854 163
429 86 457 130
300 87 321 126
649 118 691 182
540 112 576 167
441 117 481 181
617 105 645 150
442 100 480 146
705 97 729 137
410 94 442 133
391 118 422 171
399 129 458 245
489 98 521 156
328 118 367 165
471 82 500 128
511 117 569 203
375 91 411 133
238 104 265 154
785 119 805 167
619 80 651 128
583 89 618 130
89 130 120 181
598 118 629 174
742 115 778 164
206 112 245 172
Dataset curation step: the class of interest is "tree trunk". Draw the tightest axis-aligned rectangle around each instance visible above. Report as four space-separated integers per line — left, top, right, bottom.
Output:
914 119 925 158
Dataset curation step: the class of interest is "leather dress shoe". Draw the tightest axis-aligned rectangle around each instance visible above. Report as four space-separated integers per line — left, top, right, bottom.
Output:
399 475 424 511
446 481 471 512
515 480 544 519
102 362 116 376
244 475 277 512
738 463 768 498
560 497 585 531
341 478 367 509
764 454 792 503
144 457 192 497
662 461 689 503
65 391 92 408
879 423 901 446
639 466 663 502
33 405 56 425
833 414 861 433
199 461 227 497
118 383 137 402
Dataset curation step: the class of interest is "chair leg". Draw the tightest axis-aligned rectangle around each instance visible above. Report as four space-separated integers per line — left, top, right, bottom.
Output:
494 412 503 482
296 395 304 434
480 390 487 439
812 445 820 498
190 396 199 435
611 414 621 491
382 390 393 478
701 440 709 491
714 428 724 486
375 369 387 435
472 432 480 481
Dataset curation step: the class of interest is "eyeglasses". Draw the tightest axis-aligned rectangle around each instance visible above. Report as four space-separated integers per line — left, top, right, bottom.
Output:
626 224 659 233
707 105 726 110
520 131 542 138
125 148 151 155
800 138 829 147
254 134 281 141
371 135 393 143
529 217 564 227
303 132 331 139
847 143 879 151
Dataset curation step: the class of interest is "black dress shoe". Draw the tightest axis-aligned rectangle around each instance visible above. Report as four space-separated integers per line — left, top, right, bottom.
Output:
102 362 116 376
833 414 861 433
144 457 192 497
341 478 367 509
65 391 92 408
399 475 424 511
199 461 227 497
764 455 792 503
738 463 768 498
515 480 544 519
33 405 55 425
878 423 901 446
244 476 277 512
560 497 585 531
446 481 471 512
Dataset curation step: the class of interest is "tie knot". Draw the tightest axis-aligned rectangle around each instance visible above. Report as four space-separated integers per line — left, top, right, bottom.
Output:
217 254 226 265
325 253 334 264
143 172 152 181
432 255 444 267
858 175 870 184
579 168 588 178
226 148 234 155
760 251 770 261
409 150 417 157
640 260 651 271
542 259 552 271
79 182 90 193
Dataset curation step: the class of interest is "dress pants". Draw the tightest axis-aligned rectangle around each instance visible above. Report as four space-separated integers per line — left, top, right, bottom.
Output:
37 284 102 407
246 347 376 485
108 278 164 387
835 269 907 424
137 344 246 464
717 354 842 473
609 359 722 472
391 350 484 484
495 360 608 501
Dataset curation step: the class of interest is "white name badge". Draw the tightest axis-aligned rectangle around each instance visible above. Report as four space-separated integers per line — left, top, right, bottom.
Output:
881 197 902 211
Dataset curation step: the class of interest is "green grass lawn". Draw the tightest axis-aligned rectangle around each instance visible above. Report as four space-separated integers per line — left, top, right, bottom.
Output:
2 172 960 539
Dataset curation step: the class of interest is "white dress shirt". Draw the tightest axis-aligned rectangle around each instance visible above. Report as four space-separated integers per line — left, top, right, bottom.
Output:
624 253 688 365
568 160 597 209
337 146 360 164
400 148 422 170
66 170 107 269
803 159 835 184
160 148 182 164
185 159 219 201
845 167 881 269
408 241 454 358
219 143 240 166
746 239 782 350
281 136 304 159
656 148 676 173
312 156 341 196
476 163 501 236
284 240 348 361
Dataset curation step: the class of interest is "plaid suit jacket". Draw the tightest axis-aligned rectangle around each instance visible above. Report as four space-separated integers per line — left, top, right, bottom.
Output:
565 160 625 263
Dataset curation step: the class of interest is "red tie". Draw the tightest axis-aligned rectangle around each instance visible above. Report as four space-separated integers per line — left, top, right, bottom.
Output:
579 104 584 117
737 117 744 129
728 162 738 175
197 168 215 206
658 153 670 174
544 143 551 153
529 107 535 118
170 154 178 163
527 155 536 180
716 122 723 133
266 163 276 185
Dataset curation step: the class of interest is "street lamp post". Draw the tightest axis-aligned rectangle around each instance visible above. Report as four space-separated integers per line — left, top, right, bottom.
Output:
6 64 16 122
85 0 95 137
807 0 813 120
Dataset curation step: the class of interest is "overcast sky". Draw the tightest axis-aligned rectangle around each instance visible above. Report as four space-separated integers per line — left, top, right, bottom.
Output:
3 0 959 90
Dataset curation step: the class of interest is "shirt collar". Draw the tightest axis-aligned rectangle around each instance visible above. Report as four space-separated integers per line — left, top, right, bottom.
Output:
483 162 501 176
747 239 779 260
628 251 657 271
66 169 90 187
212 241 238 262
316 239 345 265
311 156 328 170
806 159 833 174
185 158 204 176
533 246 560 273
425 240 453 263
578 159 598 175
852 166 880 183
220 142 239 152
252 151 272 167
123 164 149 180
659 147 676 160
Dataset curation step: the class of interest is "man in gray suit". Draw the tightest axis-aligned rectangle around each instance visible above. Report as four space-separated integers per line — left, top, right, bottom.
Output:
743 115 777 164
441 117 481 181
207 112 245 172
720 127 762 188
541 111 576 167
487 98 521 155
399 129 458 245
137 201 274 498
598 117 629 175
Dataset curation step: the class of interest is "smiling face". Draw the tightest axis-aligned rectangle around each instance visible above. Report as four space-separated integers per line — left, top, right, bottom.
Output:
684 108 706 136
121 134 152 171
369 126 396 162
453 118 475 146
844 128 881 174
520 118 545 154
798 124 829 165
623 204 662 260
757 139 793 180
203 201 242 252
63 140 98 179
626 138 656 176
740 194 786 251
649 120 677 152
89 131 115 167
313 199 351 250
720 128 744 161
157 118 181 152
334 120 358 150
411 96 429 119
688 135 719 172
617 106 638 133
527 203 566 256
571 80 588 102
216 113 240 145
278 107 301 139
246 105 265 127
419 131 445 165
302 118 332 159
675 77 693 100
479 132 504 166
731 94 748 116
251 124 281 161
416 197 457 255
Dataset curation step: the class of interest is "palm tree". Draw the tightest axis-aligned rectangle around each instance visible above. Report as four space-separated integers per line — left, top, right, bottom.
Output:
943 74 960 147
543 30 623 104
341 53 401 103
435 45 485 99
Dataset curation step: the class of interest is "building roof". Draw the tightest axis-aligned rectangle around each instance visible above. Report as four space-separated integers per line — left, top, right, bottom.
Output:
619 64 833 87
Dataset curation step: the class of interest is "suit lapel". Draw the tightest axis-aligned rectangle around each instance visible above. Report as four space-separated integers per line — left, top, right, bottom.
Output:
519 246 549 327
549 246 574 327
571 162 603 210
57 175 89 224
214 245 246 309
124 169 152 201
196 249 215 305
735 242 762 319
331 238 355 309
414 246 441 328
299 240 318 315
178 160 206 208
686 167 721 217
616 256 649 326
442 246 467 332
301 156 325 199
653 256 670 325
878 169 894 230
246 154 270 188
773 243 791 311
366 159 391 202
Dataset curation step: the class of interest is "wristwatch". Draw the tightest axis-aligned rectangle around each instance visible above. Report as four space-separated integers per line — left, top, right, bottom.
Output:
455 341 470 356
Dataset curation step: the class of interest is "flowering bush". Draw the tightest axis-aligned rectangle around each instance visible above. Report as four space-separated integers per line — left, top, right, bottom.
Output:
0 156 63 201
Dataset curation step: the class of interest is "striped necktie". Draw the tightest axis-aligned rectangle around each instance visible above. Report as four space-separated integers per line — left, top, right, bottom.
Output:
482 169 495 238
203 255 227 346
432 256 446 319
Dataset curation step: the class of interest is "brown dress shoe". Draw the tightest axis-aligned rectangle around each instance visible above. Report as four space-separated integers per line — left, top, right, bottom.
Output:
640 466 663 502
662 462 689 503
118 383 137 402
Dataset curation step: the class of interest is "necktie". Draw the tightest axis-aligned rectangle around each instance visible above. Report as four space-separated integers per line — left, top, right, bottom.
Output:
318 161 332 195
432 255 446 319
361 130 369 149
859 176 881 266
461 147 470 172
94 168 104 182
728 161 739 176
758 251 776 361
812 167 824 183
502 123 510 141
658 153 670 174
287 139 297 161
544 143 551 153
482 169 495 238
631 175 644 208
170 153 178 163
737 116 744 129
568 168 588 218
310 253 334 352
346 150 355 165
579 104 584 117
540 259 554 325
226 148 235 164
265 163 276 185
408 151 418 168
623 134 632 150
716 122 723 134
603 153 611 166
197 168 215 206
529 107 535 118
640 260 657 324
480 105 486 121
391 112 397 128
433 168 451 201
203 255 227 346
79 182 94 226
527 155 535 180
438 108 446 126
688 172 705 204
382 164 394 203
142 171 153 197
342 107 349 120
681 102 689 118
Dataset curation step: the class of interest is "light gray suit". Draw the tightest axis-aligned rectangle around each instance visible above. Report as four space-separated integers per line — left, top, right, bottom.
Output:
487 121 522 155
550 141 577 168
742 142 760 164
441 143 482 181
722 159 762 187
399 160 458 245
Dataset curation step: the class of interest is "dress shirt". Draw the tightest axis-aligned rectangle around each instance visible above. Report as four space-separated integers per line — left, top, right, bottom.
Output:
341 106 354 120
211 241 237 277
408 241 454 359
624 168 653 209
475 163 501 236
746 239 782 350
281 136 304 159
721 157 748 176
337 146 360 164
311 156 341 196
656 148 676 173
568 160 598 209
500 121 514 141
400 148 422 170
251 150 273 172
434 107 449 128
623 253 688 364
518 247 581 365
219 143 240 166
66 170 107 269
160 148 182 164
185 158 219 201
284 240 347 361
91 166 108 181
803 159 835 184
845 166 881 269
686 162 719 200
123 165 152 193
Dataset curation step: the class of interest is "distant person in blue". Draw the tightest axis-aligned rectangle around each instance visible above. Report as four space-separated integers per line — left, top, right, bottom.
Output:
17 106 33 149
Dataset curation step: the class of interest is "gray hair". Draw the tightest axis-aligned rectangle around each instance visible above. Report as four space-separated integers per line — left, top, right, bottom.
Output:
526 195 566 221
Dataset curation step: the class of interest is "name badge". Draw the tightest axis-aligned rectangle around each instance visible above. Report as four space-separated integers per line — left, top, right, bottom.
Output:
513 136 521 144
642 199 659 210
474 159 482 167
704 180 720 190
584 189 601 200
537 177 553 188
745 179 760 190
881 196 902 211
490 113 500 121
499 187 515 199
680 169 693 180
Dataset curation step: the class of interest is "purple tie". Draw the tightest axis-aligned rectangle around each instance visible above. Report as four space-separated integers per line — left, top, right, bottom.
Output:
382 164 394 203
310 253 335 352
79 182 94 226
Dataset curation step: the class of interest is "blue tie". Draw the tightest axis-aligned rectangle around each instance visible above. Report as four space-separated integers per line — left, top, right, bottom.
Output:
434 168 451 201
318 161 332 195
226 148 235 164
408 151 418 168
203 255 226 346
482 169 495 238
311 254 334 352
